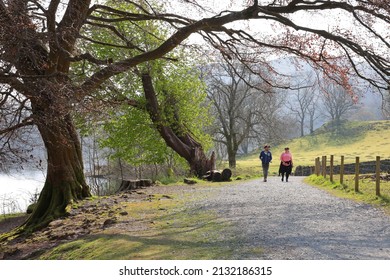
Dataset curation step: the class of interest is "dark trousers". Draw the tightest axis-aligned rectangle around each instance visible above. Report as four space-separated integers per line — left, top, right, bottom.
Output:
279 162 292 181
262 163 269 179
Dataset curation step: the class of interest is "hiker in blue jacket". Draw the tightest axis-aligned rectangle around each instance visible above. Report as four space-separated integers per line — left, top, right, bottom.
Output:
259 144 272 182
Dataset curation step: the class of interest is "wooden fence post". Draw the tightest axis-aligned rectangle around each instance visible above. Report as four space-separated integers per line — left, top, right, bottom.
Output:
340 156 344 185
322 156 327 178
330 155 334 183
376 156 381 196
355 156 359 192
315 157 319 176
317 157 321 176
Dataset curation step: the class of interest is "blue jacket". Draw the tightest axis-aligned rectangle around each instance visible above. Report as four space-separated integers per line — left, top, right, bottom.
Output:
259 150 272 164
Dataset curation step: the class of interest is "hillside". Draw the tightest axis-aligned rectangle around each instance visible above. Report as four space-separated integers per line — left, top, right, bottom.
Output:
237 120 390 174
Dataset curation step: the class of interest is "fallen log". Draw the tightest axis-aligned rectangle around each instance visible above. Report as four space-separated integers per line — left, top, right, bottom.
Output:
202 169 232 182
221 168 232 181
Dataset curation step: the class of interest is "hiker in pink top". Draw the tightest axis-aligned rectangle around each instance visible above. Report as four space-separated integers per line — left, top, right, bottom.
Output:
279 147 293 182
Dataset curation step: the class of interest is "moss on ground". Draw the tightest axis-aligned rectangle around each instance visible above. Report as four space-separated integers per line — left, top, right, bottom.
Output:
38 188 235 260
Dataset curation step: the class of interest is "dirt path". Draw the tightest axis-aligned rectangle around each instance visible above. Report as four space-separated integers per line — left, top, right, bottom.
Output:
196 176 390 259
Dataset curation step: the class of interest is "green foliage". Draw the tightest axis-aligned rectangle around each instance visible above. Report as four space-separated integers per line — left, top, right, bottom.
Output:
151 59 212 148
73 0 212 168
98 58 212 167
100 107 171 165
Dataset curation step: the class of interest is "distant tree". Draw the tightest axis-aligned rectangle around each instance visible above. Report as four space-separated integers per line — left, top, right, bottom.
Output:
321 83 358 129
286 73 318 137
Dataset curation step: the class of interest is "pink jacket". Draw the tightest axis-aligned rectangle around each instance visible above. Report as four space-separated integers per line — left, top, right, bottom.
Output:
280 152 293 163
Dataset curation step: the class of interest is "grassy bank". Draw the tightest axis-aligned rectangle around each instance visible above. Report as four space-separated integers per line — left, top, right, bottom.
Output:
306 175 390 215
237 120 390 173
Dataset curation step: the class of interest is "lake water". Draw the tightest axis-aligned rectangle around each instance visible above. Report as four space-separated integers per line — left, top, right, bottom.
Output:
0 171 45 214
0 171 117 214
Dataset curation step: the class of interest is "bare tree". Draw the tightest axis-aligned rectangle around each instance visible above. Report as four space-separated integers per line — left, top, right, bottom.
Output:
251 91 292 144
205 61 279 168
0 0 388 230
286 72 318 136
287 87 311 137
321 83 358 129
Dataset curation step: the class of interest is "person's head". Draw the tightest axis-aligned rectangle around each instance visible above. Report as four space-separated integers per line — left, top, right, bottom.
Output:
264 144 270 151
284 147 290 153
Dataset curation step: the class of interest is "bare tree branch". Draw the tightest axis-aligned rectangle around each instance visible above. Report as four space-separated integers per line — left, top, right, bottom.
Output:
0 117 34 135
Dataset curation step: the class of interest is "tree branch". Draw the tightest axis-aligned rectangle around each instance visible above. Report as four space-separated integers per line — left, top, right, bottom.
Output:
0 117 34 135
141 72 192 161
47 0 61 32
78 5 261 95
0 74 31 97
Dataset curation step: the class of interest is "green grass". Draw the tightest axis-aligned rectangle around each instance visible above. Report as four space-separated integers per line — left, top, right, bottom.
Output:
306 175 390 215
236 120 390 175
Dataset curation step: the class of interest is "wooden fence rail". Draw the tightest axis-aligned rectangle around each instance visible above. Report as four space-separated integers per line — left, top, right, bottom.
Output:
314 155 383 196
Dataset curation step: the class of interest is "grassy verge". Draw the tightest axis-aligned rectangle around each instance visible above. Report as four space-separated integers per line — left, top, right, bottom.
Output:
306 174 390 215
38 186 236 260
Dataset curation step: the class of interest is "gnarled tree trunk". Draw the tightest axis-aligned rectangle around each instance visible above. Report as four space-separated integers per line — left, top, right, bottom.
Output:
26 92 91 230
142 73 215 177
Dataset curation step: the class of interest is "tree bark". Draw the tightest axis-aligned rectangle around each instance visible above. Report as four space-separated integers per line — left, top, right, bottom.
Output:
141 73 215 177
228 149 237 169
25 96 91 230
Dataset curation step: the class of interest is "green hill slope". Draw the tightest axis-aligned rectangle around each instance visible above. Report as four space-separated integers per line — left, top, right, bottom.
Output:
237 120 390 175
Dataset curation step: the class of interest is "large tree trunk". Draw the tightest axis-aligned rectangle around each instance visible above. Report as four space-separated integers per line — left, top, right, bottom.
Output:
189 149 216 177
25 95 91 230
141 73 215 177
226 135 238 169
227 148 237 169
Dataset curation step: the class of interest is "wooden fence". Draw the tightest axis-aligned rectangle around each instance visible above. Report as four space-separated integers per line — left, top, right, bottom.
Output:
314 155 383 196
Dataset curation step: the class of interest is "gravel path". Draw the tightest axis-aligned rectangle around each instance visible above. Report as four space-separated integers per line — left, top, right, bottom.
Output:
195 176 390 260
